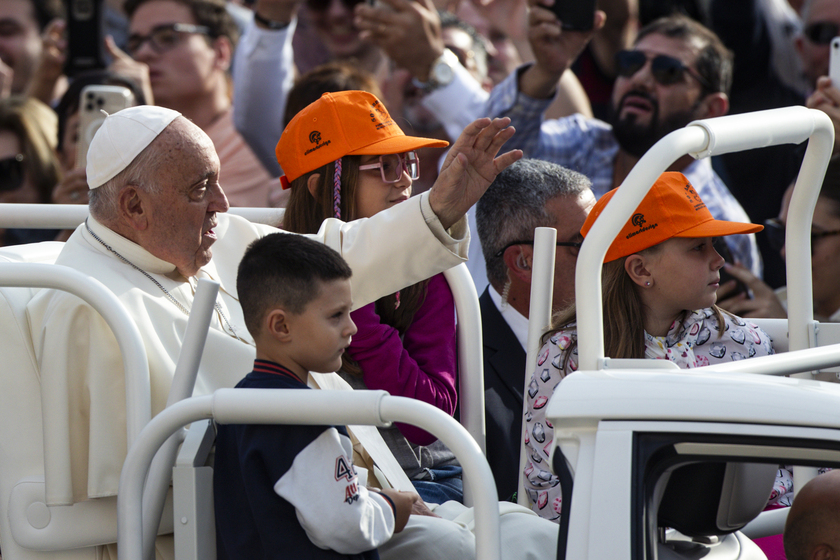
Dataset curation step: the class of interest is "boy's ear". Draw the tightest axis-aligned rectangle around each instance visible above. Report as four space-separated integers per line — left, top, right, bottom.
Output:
265 308 293 341
624 254 653 287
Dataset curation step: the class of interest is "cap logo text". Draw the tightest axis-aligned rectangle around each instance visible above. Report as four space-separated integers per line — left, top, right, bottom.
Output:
304 130 331 156
627 213 658 239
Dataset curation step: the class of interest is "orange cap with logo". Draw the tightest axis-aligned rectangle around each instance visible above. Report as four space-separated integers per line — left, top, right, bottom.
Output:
275 90 449 189
581 172 763 262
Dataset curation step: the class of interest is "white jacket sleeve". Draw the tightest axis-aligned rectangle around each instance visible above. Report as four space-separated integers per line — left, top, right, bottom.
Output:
274 428 396 553
232 16 296 175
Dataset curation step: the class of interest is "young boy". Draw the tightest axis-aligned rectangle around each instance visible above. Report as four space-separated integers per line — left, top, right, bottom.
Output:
214 233 419 559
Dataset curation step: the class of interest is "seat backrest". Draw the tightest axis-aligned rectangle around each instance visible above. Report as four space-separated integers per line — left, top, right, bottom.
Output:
0 244 102 559
0 243 153 559
657 462 778 537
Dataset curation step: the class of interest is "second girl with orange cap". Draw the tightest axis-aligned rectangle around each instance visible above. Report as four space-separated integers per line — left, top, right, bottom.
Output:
522 171 776 521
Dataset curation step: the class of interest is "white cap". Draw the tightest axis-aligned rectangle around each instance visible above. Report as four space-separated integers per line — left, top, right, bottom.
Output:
86 105 181 189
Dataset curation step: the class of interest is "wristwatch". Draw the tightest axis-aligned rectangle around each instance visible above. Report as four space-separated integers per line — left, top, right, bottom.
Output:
412 49 458 93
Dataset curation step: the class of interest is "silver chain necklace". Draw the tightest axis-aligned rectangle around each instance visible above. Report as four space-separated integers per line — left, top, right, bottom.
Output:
85 219 247 344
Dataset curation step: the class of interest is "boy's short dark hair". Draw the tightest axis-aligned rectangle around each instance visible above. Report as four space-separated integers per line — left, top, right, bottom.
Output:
237 233 353 337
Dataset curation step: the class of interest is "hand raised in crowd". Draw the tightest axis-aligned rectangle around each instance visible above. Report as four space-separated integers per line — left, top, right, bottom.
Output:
52 168 89 205
26 19 67 105
520 0 604 99
807 75 840 157
253 0 303 28
354 0 444 81
716 263 787 319
106 36 155 107
430 117 521 229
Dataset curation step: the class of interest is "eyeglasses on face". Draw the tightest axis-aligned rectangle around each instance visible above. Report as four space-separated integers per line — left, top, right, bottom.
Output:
306 0 364 12
126 23 211 57
803 21 839 45
764 218 840 253
0 154 25 193
493 239 583 259
615 49 713 90
358 151 419 183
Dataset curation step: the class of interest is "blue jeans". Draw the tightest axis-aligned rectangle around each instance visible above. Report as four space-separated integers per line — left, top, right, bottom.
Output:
411 465 463 504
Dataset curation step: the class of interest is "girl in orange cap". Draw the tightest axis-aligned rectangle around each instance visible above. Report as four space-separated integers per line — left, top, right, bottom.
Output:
278 90 463 504
522 171 776 521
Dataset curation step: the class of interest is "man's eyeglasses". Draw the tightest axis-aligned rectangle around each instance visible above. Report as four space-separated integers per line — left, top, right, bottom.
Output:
615 49 712 90
306 0 364 11
803 21 839 45
126 23 211 57
358 151 419 183
0 154 25 193
493 239 583 259
764 218 840 253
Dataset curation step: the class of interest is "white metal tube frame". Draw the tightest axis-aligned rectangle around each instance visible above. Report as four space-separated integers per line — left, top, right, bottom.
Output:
0 262 151 446
142 279 220 560
0 205 286 229
575 106 835 373
118 390 502 560
517 227 557 507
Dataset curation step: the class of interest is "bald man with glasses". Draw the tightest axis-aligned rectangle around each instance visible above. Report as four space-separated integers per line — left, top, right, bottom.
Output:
486 9 763 279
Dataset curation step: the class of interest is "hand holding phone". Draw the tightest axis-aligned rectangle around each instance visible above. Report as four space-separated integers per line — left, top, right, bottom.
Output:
830 37 840 87
75 85 135 170
549 0 597 31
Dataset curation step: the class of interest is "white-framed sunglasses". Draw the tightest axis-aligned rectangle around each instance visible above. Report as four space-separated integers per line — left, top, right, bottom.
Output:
358 151 420 183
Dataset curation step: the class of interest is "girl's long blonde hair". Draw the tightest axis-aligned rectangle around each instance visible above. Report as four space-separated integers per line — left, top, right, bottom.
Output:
546 246 727 371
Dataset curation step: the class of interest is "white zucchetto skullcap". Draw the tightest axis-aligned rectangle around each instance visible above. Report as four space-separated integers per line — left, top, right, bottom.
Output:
86 105 181 189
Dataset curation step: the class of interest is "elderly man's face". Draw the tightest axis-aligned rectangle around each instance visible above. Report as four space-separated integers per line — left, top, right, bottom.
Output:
143 118 229 277
550 190 596 309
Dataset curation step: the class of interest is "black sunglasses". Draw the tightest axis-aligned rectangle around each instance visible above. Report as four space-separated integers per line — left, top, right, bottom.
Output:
493 239 583 259
0 154 25 193
764 218 840 253
615 49 713 90
804 21 839 45
306 0 364 11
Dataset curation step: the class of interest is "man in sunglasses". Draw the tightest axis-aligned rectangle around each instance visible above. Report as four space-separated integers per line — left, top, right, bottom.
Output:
107 0 279 208
474 158 594 503
795 0 840 90
487 8 763 278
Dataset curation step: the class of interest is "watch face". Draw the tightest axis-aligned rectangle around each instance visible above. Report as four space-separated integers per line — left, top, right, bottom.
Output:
433 60 455 86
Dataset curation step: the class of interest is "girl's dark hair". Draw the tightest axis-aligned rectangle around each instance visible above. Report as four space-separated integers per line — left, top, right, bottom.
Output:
282 157 430 376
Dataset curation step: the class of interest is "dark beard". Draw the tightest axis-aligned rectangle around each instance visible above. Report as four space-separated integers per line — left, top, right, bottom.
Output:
609 91 699 159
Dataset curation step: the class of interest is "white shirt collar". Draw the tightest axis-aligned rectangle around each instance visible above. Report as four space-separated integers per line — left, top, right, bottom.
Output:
489 285 528 350
85 215 178 275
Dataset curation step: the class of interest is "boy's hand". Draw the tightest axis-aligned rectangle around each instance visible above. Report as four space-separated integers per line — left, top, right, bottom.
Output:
378 489 421 533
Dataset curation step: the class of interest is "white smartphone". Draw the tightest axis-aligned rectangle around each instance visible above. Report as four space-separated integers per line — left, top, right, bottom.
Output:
830 36 840 86
75 85 135 170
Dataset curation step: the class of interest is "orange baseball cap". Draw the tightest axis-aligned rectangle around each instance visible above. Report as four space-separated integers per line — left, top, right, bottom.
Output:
581 172 763 262
275 90 449 188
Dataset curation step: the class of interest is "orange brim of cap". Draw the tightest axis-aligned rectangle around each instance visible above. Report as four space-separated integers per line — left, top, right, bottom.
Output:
346 134 449 155
674 217 763 238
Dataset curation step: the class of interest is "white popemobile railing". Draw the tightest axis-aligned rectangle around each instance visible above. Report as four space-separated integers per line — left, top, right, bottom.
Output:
0 205 493 559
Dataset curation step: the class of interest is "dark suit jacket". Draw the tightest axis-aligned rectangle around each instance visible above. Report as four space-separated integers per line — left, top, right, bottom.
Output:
480 287 527 502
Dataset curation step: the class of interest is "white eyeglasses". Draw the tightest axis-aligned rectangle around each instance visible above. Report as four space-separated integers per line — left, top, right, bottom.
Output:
358 151 419 183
